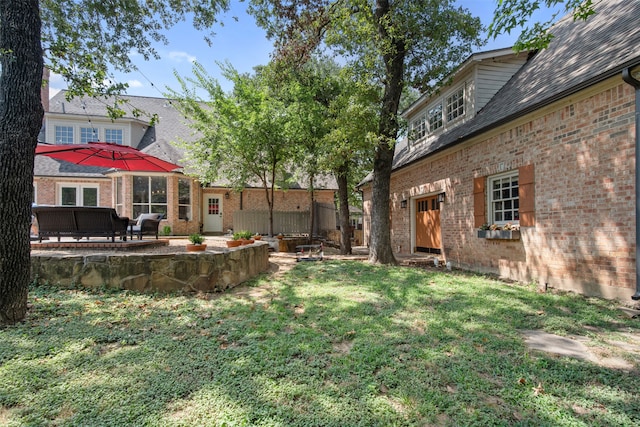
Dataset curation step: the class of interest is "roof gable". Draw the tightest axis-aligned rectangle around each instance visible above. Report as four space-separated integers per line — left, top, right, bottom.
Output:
392 0 640 172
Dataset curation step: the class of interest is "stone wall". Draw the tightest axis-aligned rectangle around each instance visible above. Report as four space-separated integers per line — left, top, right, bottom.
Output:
31 243 270 293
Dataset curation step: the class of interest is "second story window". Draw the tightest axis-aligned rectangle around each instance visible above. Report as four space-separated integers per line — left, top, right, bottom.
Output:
105 129 123 145
446 87 465 122
428 103 443 132
80 127 99 143
410 113 427 143
55 125 74 144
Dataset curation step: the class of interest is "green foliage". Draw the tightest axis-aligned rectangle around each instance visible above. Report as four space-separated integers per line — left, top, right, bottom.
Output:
2 263 639 425
188 233 204 245
489 0 596 51
169 61 301 235
161 225 172 236
232 230 253 240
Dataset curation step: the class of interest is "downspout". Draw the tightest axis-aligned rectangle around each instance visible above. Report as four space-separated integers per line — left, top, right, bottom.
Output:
622 66 640 300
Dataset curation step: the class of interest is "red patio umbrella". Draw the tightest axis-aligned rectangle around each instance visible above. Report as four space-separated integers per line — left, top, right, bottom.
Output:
36 142 182 172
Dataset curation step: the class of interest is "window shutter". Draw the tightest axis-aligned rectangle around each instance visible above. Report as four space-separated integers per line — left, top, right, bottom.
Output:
519 164 535 227
473 177 486 227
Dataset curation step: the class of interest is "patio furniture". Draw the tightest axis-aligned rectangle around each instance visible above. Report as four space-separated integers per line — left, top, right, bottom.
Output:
32 206 129 242
129 213 163 240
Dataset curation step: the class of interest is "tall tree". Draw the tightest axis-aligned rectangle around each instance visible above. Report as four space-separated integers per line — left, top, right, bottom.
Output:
170 62 296 236
246 57 378 252
249 0 483 264
0 0 43 325
1 0 230 325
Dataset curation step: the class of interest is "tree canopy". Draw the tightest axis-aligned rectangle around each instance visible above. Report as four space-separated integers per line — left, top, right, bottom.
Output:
0 0 231 325
489 0 596 51
249 0 484 264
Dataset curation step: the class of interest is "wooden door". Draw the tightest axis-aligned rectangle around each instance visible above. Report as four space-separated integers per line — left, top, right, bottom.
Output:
415 195 441 253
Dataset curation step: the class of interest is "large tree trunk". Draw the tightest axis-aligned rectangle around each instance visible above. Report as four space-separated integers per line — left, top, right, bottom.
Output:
369 0 404 265
307 176 315 245
336 165 352 255
0 0 43 325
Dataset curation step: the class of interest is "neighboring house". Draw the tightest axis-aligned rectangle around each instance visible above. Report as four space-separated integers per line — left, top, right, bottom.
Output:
34 90 337 236
359 0 640 300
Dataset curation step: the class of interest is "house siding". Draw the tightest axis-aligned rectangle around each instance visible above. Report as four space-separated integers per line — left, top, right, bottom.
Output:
365 77 636 300
475 57 528 109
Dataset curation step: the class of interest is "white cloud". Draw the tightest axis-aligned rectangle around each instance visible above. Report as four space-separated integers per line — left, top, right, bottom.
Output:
128 80 143 88
167 51 197 63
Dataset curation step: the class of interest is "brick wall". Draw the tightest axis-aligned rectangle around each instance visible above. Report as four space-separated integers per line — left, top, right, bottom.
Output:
364 77 636 300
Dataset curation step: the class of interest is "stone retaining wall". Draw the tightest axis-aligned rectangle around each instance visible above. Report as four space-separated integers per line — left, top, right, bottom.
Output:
30 243 270 293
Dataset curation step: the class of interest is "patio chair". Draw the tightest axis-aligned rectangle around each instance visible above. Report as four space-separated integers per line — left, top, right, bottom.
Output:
129 213 163 240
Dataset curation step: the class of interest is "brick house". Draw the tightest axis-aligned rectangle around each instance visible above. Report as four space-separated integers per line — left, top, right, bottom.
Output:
35 90 336 236
359 0 640 300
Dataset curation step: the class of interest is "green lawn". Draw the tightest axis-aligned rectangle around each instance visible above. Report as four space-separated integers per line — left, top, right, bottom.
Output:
2 261 639 426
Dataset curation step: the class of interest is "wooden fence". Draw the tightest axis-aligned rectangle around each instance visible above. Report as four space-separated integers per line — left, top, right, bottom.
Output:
233 202 337 236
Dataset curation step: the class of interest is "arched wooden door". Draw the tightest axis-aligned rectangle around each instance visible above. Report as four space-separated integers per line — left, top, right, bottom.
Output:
415 195 441 254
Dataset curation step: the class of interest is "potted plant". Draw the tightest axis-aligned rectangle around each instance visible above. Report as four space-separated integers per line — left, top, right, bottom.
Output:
226 233 242 248
253 233 262 241
234 230 254 245
187 233 207 251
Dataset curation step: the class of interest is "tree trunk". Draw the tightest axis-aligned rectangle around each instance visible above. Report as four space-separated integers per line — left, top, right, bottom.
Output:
0 0 44 325
369 0 404 265
336 165 352 255
307 176 315 245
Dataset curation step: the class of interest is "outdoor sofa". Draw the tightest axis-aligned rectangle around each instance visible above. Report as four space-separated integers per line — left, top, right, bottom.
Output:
32 206 129 242
129 213 163 240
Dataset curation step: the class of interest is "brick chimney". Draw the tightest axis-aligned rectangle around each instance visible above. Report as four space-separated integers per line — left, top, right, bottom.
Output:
41 67 50 112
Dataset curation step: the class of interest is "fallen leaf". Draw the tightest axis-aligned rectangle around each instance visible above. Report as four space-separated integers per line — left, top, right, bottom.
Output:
532 382 545 396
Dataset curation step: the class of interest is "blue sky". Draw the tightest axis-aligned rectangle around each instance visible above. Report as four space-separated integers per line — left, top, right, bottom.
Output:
49 0 561 99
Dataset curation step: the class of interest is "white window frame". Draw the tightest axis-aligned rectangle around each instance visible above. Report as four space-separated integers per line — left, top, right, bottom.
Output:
178 178 192 221
132 175 168 218
80 127 99 143
428 103 443 132
446 86 465 122
105 128 124 144
488 170 519 225
409 112 427 144
114 177 123 216
57 183 100 206
54 125 74 144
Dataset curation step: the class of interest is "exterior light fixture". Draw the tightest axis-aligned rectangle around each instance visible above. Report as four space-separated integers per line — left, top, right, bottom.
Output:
224 191 230 199
437 192 446 203
400 200 408 208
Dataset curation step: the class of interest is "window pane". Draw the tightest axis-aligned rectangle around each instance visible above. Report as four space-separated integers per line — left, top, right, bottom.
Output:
150 177 167 203
105 129 123 144
179 206 191 221
61 187 77 205
80 127 98 143
133 176 149 203
55 126 74 144
179 179 191 204
83 188 98 206
489 171 520 225
151 205 167 216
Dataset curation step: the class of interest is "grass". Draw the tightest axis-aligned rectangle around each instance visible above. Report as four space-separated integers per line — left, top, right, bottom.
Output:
1 261 639 426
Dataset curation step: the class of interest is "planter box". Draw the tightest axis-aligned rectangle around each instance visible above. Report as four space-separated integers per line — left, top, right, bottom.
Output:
477 229 521 240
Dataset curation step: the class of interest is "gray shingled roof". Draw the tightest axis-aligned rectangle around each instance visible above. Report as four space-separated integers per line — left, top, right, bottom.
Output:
390 0 640 173
38 91 338 190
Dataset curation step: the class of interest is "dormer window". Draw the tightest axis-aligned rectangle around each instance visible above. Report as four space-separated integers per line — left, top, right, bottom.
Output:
446 87 465 122
409 113 427 143
428 103 443 132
